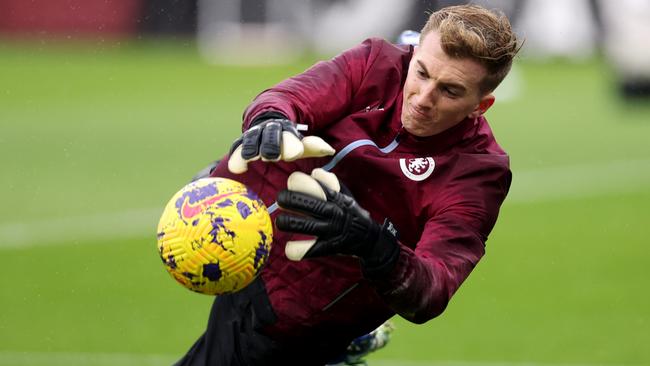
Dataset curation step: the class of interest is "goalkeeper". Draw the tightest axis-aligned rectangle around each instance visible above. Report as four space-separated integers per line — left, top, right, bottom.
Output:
176 4 521 365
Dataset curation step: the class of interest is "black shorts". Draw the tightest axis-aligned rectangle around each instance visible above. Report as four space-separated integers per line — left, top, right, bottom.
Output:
173 277 281 366
173 278 348 366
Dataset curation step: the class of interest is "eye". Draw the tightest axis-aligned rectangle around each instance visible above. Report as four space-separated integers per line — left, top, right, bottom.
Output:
416 69 427 79
443 87 458 97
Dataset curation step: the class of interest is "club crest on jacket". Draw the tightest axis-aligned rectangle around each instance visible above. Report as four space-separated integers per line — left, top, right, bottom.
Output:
399 157 435 181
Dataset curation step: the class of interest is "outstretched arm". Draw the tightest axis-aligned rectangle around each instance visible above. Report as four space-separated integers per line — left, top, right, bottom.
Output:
276 160 511 323
227 39 380 174
241 39 375 131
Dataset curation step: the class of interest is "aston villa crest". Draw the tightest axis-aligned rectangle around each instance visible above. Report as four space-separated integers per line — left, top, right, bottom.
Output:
399 157 435 181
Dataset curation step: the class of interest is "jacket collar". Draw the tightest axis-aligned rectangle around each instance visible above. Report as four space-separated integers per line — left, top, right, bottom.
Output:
395 115 480 155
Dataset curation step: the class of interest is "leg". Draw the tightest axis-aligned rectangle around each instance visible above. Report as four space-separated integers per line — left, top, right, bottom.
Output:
173 278 278 366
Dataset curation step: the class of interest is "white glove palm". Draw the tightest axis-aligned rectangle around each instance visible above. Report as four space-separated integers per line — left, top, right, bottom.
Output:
228 118 335 174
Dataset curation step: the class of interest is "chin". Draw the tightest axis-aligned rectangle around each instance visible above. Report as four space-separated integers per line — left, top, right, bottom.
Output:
402 119 429 137
401 120 416 135
404 125 426 137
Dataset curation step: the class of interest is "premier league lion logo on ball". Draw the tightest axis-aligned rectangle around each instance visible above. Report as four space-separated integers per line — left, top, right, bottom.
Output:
156 178 273 295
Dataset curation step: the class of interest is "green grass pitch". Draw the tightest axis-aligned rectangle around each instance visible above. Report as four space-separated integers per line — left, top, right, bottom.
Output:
0 39 649 365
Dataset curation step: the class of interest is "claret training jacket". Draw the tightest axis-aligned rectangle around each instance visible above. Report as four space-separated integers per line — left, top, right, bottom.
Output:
210 37 511 360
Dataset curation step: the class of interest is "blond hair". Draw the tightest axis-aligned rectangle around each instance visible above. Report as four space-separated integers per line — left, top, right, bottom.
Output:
421 4 522 93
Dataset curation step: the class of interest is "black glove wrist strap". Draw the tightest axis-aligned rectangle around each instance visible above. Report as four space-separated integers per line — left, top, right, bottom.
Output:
361 219 400 278
250 111 289 128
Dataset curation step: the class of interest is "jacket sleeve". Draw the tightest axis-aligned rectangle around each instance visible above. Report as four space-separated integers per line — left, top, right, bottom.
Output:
240 39 380 132
369 155 512 324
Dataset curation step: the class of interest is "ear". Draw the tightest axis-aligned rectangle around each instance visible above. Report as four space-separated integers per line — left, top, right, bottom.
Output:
468 93 495 119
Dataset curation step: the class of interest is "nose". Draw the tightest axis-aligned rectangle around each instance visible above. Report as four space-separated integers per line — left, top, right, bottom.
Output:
413 84 437 109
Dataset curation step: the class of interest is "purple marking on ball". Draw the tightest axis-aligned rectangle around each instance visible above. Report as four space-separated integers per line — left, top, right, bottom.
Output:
203 262 222 281
237 201 252 219
174 182 219 219
192 218 200 226
209 215 236 249
216 198 233 208
165 254 177 269
244 190 260 202
157 231 165 239
253 230 270 269
182 271 197 279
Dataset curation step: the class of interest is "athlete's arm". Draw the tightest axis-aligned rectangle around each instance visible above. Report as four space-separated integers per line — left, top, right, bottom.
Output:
368 157 512 323
276 157 511 324
227 39 377 174
240 39 375 131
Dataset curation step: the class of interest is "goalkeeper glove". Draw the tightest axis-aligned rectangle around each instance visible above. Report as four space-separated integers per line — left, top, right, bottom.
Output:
276 169 400 274
228 113 335 174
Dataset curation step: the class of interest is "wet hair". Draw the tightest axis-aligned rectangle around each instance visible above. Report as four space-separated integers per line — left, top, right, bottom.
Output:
420 4 522 93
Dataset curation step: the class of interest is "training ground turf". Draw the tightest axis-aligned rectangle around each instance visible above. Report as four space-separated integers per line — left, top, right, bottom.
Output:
1 39 649 366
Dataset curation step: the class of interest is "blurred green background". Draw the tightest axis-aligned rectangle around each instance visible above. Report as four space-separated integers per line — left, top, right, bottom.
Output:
1 38 649 366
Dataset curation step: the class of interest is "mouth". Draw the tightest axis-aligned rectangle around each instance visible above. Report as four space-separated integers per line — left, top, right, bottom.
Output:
408 103 430 120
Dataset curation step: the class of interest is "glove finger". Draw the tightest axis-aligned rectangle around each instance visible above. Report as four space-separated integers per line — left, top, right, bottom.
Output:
227 145 249 174
287 171 326 200
285 239 317 261
229 136 243 156
275 214 332 236
277 190 341 219
286 171 354 214
301 136 335 158
311 168 355 197
279 119 302 138
285 237 340 260
310 168 340 193
300 237 342 258
280 131 304 161
316 182 358 209
241 127 263 160
259 121 282 161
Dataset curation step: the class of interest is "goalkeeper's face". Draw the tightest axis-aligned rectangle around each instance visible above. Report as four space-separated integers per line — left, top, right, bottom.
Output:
401 31 495 137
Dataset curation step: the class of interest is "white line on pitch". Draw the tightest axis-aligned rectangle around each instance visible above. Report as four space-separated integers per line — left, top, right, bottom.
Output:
0 208 161 249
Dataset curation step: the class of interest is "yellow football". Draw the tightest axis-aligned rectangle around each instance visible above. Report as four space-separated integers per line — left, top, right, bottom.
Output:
156 177 272 295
